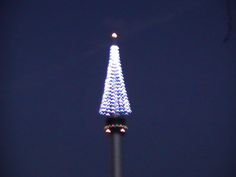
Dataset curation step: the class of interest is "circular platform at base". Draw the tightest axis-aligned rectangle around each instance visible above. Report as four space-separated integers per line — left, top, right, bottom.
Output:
104 117 128 134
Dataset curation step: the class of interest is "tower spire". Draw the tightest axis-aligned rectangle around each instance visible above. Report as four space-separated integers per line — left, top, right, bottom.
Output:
99 33 131 117
99 33 132 177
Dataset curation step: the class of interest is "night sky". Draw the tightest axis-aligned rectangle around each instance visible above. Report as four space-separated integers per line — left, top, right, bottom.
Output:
1 0 236 177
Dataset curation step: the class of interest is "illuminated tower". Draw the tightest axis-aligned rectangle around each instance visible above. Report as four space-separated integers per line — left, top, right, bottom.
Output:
99 33 131 177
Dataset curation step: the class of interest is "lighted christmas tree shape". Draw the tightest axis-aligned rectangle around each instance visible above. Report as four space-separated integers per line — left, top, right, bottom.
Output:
99 33 131 117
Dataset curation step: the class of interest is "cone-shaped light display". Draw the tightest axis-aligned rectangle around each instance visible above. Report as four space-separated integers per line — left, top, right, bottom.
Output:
99 37 131 117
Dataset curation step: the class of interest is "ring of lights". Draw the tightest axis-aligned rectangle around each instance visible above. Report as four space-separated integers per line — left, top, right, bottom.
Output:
104 117 128 134
104 124 128 134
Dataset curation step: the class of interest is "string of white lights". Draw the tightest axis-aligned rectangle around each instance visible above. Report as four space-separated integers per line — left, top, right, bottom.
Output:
99 45 131 116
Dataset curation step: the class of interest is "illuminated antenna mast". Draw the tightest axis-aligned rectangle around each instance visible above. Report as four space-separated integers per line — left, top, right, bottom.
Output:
99 33 131 117
99 33 132 177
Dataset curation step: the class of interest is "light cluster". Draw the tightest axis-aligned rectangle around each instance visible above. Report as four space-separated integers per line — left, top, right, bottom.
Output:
104 124 128 134
99 45 131 116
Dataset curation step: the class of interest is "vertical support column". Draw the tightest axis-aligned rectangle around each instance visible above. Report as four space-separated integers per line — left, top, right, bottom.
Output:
111 132 122 177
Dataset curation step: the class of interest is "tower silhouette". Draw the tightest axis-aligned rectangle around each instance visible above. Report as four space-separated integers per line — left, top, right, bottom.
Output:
99 33 131 177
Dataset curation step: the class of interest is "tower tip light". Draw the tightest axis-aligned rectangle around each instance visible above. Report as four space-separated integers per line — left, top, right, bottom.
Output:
112 33 118 39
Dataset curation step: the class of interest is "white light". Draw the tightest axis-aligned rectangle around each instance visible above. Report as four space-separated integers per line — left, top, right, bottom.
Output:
112 33 118 39
99 44 131 116
120 128 125 133
105 129 111 133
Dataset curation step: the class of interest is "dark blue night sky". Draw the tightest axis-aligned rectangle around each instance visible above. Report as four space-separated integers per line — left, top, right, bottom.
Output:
1 0 236 177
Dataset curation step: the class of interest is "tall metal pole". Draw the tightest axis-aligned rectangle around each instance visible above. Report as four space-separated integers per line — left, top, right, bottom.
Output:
105 118 127 177
111 132 122 177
